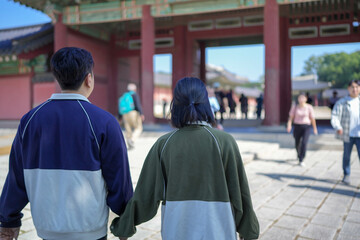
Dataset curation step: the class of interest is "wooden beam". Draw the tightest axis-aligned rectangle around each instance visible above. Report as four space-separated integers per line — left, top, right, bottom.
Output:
62 0 269 25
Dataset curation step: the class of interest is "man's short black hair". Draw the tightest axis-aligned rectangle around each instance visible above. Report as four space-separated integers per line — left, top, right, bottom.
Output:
348 79 359 87
50 47 94 90
170 77 216 128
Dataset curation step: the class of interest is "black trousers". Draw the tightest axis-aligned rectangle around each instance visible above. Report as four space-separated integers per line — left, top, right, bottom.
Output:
293 124 311 162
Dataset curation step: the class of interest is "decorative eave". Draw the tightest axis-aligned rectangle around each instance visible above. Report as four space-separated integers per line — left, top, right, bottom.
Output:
15 0 322 26
0 23 53 58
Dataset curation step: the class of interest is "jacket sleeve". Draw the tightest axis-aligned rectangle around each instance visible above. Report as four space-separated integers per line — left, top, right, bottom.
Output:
223 137 259 240
331 100 343 131
132 93 143 115
0 129 28 228
100 118 133 215
110 140 164 238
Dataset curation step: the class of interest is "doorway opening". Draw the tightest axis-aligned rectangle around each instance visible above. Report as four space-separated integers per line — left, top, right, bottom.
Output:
153 54 172 119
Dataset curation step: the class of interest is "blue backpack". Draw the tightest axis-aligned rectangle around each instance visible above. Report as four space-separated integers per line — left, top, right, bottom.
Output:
119 91 135 114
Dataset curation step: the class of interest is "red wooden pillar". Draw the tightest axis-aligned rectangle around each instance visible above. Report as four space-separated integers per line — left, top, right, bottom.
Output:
173 25 187 91
108 34 118 115
54 14 68 92
263 0 280 125
54 14 67 51
185 37 195 76
141 5 155 123
280 17 292 122
199 41 206 83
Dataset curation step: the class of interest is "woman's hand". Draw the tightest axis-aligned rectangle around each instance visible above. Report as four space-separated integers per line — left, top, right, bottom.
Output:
286 125 291 133
313 128 318 135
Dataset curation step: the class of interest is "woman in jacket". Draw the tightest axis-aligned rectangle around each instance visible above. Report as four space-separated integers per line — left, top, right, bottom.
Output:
287 92 318 166
111 77 259 240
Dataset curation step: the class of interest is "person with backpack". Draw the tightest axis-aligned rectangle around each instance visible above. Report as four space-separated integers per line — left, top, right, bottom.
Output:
119 83 144 150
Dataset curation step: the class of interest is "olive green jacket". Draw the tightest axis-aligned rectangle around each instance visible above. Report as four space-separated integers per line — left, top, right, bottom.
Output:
111 124 259 240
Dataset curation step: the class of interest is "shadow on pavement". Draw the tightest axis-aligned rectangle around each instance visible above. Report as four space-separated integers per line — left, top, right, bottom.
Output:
257 172 338 184
289 184 359 198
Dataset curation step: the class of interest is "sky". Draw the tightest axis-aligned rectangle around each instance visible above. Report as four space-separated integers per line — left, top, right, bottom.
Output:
1 0 360 82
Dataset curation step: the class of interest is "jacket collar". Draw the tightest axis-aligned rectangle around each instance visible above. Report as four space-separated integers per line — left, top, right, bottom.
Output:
49 93 90 102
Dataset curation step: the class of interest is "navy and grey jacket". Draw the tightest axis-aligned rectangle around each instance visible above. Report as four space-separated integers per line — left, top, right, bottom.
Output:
0 93 133 240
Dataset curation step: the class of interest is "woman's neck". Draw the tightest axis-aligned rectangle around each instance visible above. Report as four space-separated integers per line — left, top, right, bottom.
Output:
298 102 306 107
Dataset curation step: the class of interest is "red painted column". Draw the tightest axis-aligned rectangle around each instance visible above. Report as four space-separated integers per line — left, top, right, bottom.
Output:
199 41 206 83
108 34 118 115
279 17 292 122
185 37 195 76
172 25 187 90
54 14 67 51
54 14 68 93
263 0 280 125
141 5 155 123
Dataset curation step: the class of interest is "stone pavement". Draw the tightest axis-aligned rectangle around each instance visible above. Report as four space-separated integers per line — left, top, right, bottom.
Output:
0 128 359 240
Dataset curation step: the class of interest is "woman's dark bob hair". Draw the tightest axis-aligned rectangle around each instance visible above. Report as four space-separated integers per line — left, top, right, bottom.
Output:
170 77 216 128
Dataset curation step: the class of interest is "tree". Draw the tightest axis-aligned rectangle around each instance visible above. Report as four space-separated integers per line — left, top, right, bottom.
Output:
302 51 360 88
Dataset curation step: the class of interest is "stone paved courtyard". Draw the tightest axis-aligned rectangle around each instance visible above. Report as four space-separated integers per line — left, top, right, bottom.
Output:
0 129 359 240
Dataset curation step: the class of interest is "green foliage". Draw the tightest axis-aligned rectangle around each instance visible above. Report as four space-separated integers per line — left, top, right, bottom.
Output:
302 51 360 88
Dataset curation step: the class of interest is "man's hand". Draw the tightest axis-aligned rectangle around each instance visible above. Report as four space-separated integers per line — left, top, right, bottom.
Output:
337 129 343 135
0 227 20 240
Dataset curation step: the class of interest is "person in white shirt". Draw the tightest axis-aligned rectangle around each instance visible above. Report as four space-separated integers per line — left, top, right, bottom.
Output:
331 80 360 185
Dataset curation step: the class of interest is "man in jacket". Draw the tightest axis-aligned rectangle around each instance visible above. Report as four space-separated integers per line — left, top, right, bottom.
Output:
331 80 360 185
0 47 133 240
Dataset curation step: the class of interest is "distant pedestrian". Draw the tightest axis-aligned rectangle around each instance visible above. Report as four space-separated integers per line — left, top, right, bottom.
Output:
110 77 259 240
226 89 237 119
287 92 318 166
119 83 144 150
207 85 223 130
328 90 339 110
0 47 133 240
214 82 226 124
256 93 263 119
162 98 167 118
331 80 360 185
306 92 313 105
239 93 248 119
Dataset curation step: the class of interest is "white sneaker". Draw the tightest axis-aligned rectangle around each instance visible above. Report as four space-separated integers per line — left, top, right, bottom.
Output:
299 162 306 167
342 175 350 185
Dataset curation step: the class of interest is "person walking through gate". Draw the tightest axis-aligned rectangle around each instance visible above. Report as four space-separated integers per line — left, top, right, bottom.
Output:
213 82 226 124
0 47 133 240
256 93 263 119
119 83 144 150
110 77 259 240
226 89 237 119
287 92 318 166
331 80 360 185
239 93 248 119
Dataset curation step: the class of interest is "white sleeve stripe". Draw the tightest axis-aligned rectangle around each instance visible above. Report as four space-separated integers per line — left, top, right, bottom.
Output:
77 100 100 151
22 100 52 140
160 129 179 200
203 127 222 158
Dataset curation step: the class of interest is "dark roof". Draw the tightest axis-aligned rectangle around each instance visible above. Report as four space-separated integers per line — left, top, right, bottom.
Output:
0 23 53 56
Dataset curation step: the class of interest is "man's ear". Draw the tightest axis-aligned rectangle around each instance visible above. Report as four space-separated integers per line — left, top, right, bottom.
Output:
84 73 92 88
